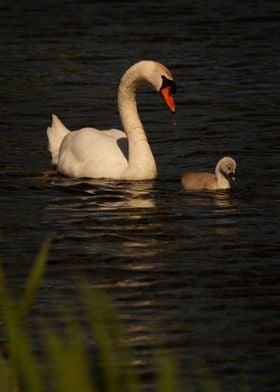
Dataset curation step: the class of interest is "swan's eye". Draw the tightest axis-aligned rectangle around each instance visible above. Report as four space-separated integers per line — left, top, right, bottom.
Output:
170 82 177 95
160 75 177 95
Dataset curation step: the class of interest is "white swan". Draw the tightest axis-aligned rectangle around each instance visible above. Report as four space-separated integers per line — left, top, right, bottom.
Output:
181 156 237 191
47 60 176 180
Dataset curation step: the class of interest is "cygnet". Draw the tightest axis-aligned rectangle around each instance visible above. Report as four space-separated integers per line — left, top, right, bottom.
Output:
181 156 236 191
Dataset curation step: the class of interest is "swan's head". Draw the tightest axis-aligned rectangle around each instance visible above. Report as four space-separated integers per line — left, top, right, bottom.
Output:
217 156 237 186
148 61 176 113
159 75 176 113
121 60 177 113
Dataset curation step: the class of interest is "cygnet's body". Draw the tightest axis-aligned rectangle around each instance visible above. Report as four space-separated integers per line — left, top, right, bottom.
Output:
181 156 236 191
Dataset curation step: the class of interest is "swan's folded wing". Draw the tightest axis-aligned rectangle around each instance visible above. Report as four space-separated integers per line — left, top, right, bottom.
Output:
57 128 128 178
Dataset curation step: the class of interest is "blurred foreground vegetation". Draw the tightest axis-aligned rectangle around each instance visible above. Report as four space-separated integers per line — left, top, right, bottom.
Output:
0 240 232 391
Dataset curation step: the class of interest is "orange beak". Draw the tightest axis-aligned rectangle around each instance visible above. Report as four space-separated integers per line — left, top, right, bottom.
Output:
160 85 176 113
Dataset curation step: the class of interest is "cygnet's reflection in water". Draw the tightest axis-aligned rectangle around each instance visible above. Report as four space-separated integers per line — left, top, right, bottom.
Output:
180 189 240 239
181 188 235 208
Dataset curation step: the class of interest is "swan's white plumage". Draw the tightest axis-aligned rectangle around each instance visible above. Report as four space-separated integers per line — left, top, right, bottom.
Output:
47 60 175 180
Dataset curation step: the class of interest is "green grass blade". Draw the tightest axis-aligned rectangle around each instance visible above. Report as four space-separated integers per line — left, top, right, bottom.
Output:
0 347 19 392
156 351 180 392
0 261 43 392
18 239 51 320
86 290 119 392
45 321 95 392
11 324 43 392
82 285 140 392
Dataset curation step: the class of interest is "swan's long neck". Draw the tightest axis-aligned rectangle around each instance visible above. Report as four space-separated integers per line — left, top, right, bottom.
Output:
118 66 157 180
215 163 230 189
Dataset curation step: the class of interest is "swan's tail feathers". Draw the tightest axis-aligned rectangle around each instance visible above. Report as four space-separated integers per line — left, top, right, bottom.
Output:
47 114 70 166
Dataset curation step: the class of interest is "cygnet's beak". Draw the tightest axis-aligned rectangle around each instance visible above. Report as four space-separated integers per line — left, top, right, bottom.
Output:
227 171 236 187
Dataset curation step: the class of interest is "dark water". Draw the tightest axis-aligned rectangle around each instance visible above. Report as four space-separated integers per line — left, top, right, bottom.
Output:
1 0 280 390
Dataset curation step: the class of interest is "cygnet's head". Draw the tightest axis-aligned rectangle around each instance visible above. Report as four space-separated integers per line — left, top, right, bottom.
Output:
218 156 237 186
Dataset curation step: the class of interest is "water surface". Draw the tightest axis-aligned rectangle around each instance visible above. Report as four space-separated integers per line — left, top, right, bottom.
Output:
0 1 279 390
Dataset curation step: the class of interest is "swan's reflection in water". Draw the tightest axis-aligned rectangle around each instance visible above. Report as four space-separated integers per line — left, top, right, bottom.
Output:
51 176 156 208
48 176 175 260
47 176 173 369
